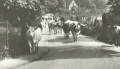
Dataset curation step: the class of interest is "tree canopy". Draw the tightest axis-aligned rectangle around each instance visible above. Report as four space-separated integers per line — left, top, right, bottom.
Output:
1 0 108 24
2 0 42 25
108 0 120 15
93 0 107 9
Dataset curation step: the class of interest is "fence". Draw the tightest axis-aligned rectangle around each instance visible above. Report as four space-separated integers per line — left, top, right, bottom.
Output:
79 16 94 23
0 21 9 60
0 21 21 60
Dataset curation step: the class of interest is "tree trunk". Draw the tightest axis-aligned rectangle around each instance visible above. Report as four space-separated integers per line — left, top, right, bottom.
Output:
20 21 29 54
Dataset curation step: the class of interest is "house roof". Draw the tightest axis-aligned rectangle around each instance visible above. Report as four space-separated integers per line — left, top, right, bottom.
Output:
65 0 81 8
69 0 78 10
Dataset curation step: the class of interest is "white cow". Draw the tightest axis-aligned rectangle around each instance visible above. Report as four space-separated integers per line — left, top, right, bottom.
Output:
26 24 42 53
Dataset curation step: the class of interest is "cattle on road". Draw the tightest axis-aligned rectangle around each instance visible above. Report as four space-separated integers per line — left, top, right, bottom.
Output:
110 25 120 47
62 20 71 39
48 22 54 34
26 24 42 53
63 20 81 41
70 21 81 42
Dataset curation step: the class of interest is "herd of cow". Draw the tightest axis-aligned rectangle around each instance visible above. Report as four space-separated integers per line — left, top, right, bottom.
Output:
25 13 120 54
26 16 87 53
47 18 83 42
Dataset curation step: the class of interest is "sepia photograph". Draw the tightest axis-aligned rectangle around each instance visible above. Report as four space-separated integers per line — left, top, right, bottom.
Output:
0 0 120 69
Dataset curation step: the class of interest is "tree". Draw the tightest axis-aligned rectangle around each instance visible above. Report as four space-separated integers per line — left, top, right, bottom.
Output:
58 0 65 8
2 0 42 55
59 7 70 14
108 0 120 15
46 0 66 14
41 0 59 14
92 0 107 9
71 6 77 13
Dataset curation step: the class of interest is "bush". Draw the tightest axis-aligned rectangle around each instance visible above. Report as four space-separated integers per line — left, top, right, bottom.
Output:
81 19 103 38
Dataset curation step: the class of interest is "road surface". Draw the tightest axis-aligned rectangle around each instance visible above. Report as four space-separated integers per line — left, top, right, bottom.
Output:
13 29 120 69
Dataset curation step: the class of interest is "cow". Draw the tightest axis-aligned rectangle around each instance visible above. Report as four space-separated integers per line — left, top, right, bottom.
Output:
70 21 81 42
62 21 71 39
26 23 42 53
109 25 120 47
48 23 55 34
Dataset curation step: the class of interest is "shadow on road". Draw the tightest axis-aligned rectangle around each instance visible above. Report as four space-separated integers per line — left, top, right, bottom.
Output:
38 46 120 61
47 35 101 44
13 46 48 61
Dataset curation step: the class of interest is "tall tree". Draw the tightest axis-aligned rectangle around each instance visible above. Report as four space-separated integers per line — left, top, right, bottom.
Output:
2 0 42 55
58 0 65 8
108 0 120 15
44 0 59 13
92 0 107 9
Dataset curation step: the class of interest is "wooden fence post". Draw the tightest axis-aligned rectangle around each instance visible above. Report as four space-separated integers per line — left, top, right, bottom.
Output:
6 21 8 47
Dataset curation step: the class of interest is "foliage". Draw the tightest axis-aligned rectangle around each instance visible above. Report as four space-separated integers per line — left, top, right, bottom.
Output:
88 0 107 10
78 0 107 14
73 7 86 14
90 8 101 14
40 0 65 14
59 8 70 14
1 0 66 56
3 0 41 22
47 0 59 9
58 0 65 8
1 0 43 55
57 0 107 15
92 0 107 9
108 0 120 15
79 0 92 9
